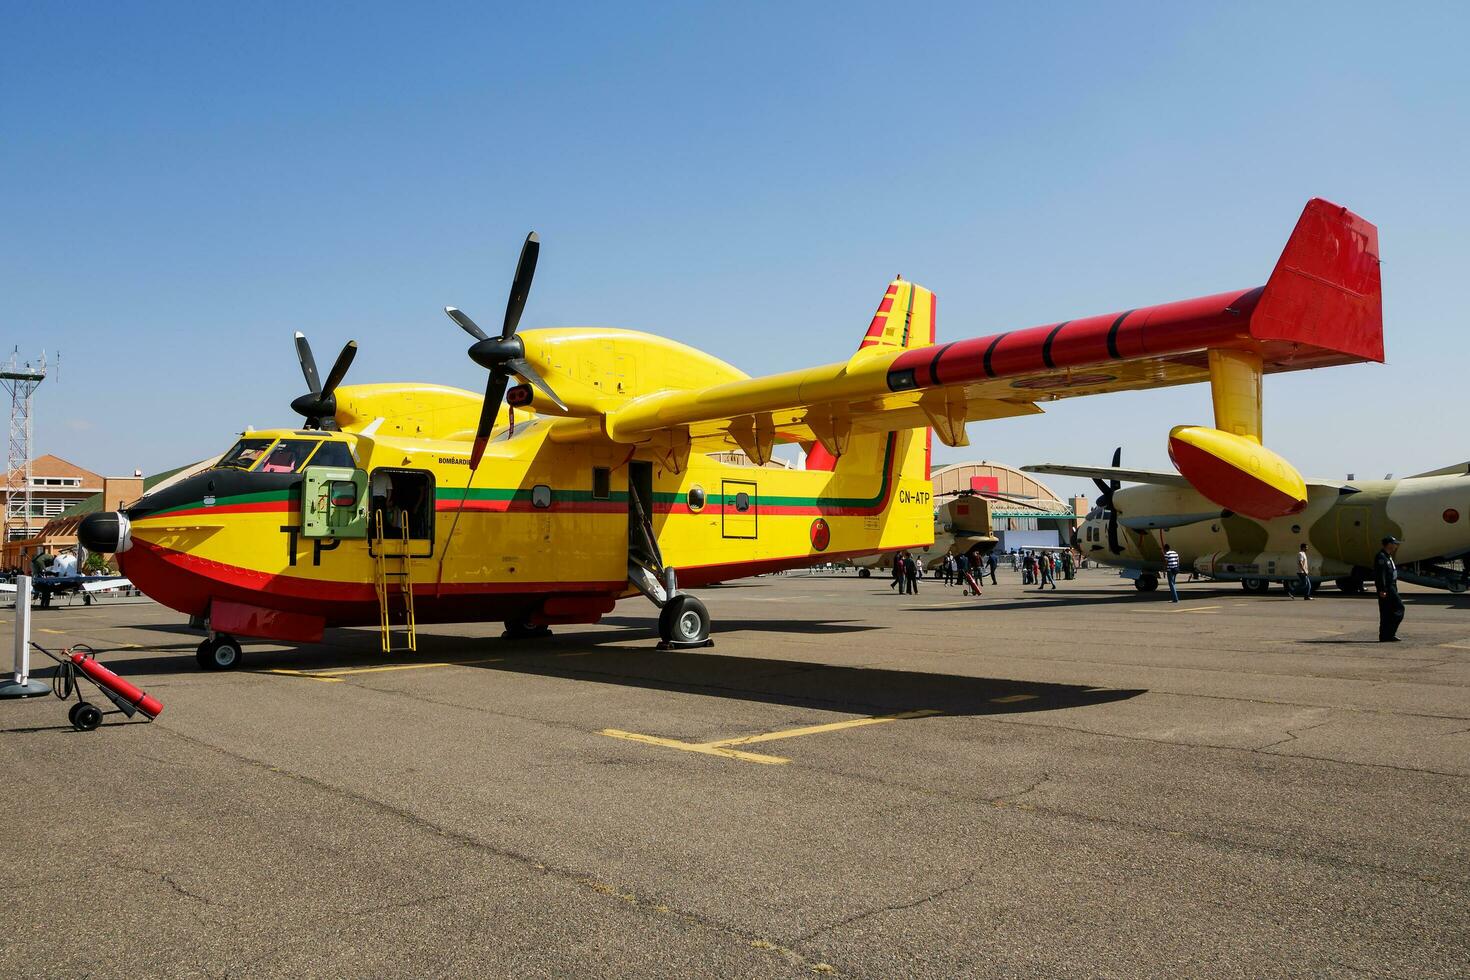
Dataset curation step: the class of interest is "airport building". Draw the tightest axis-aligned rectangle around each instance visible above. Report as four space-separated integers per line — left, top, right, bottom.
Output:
1 455 145 570
930 460 1087 551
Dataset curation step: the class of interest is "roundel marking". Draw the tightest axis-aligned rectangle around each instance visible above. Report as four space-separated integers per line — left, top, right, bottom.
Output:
810 518 831 552
1444 508 1460 524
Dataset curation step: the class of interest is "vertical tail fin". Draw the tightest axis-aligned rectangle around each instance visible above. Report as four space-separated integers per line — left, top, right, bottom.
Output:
857 279 936 353
808 279 936 487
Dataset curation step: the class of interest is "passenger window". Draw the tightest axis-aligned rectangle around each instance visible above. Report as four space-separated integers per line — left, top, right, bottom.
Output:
734 491 751 513
593 468 611 500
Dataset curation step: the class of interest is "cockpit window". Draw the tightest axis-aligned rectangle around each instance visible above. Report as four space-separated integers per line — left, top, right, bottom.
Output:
309 440 355 469
217 438 276 471
258 439 323 474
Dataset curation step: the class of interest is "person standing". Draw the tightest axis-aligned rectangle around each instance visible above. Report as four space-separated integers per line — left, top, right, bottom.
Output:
890 553 904 592
1163 543 1181 603
1295 543 1312 600
987 551 998 585
1375 536 1403 642
905 553 920 594
943 554 955 587
1037 553 1054 590
955 552 970 593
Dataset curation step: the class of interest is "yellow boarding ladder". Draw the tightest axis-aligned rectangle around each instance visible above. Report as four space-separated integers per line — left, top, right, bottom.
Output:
371 511 418 653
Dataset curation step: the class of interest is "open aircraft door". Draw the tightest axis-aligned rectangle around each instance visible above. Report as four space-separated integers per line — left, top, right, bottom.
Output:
302 466 368 539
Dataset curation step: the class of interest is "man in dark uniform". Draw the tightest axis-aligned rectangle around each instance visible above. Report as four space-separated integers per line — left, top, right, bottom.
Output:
1374 535 1403 642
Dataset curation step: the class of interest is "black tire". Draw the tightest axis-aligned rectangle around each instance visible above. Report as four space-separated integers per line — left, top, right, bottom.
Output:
1335 577 1365 595
73 702 103 732
1240 578 1271 595
1449 580 1468 595
502 620 551 640
1134 575 1158 593
857 568 871 579
197 636 243 671
659 594 711 645
68 702 84 727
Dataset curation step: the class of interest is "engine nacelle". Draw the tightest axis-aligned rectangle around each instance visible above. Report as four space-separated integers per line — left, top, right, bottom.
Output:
1167 425 1307 520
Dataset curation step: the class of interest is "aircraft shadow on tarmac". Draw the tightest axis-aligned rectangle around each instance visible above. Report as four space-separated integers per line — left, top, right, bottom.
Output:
458 646 1147 718
69 617 1145 718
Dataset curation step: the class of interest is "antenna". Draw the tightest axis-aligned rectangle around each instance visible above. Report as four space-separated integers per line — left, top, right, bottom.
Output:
1 351 47 548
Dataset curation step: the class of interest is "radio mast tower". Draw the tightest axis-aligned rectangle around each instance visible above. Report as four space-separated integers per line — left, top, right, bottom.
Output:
1 350 47 545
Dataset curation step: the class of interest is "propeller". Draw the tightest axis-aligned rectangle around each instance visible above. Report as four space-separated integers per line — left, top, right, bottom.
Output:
290 333 357 430
1090 446 1124 554
446 232 568 471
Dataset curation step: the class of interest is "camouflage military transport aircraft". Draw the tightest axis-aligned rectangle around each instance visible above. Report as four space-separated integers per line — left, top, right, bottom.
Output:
1026 457 1470 594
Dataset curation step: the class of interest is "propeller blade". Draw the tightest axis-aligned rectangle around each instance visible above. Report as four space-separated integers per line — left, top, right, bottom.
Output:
469 370 510 471
294 332 322 394
501 232 540 340
322 340 358 396
1110 446 1122 492
446 307 489 341
1092 478 1113 500
504 357 568 412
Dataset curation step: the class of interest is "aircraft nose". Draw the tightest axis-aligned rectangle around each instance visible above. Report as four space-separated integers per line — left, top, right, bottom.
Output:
78 511 132 554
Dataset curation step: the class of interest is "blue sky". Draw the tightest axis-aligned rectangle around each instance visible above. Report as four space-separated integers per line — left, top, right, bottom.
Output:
4 2 1467 500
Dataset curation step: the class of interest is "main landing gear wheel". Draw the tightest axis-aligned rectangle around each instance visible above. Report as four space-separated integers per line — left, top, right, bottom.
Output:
70 701 103 731
1134 575 1158 593
1336 576 1366 595
658 594 711 648
1240 578 1271 595
196 635 244 671
857 567 872 579
502 620 552 640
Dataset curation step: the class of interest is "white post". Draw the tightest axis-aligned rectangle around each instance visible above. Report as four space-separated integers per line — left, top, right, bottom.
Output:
13 574 31 684
1 574 47 698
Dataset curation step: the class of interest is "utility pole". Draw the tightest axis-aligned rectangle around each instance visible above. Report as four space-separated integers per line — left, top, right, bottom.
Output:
1 350 47 548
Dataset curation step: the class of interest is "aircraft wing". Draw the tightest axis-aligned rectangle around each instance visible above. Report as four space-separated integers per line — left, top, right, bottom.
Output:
81 577 132 593
589 198 1381 465
1023 464 1192 488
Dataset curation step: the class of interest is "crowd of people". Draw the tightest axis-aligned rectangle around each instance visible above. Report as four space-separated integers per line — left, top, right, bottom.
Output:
888 547 1083 596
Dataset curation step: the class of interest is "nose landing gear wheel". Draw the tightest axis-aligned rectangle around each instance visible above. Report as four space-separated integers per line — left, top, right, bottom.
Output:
196 635 244 671
658 594 711 648
1134 575 1159 593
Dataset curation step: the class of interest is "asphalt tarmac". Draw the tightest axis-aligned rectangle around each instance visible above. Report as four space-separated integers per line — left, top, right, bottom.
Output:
2 570 1466 979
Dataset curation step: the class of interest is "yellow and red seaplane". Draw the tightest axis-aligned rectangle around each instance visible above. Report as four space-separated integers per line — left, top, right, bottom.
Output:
79 199 1382 668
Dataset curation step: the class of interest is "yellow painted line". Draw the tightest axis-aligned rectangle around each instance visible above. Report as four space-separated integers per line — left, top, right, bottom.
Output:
600 729 791 765
990 694 1038 704
259 670 345 684
602 709 942 765
1440 642 1470 651
38 628 67 634
705 709 942 747
261 656 502 682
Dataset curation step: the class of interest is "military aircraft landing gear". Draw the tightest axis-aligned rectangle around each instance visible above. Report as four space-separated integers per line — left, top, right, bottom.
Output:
503 620 552 640
1336 575 1366 595
1240 578 1271 595
196 634 243 671
658 595 711 646
857 567 872 578
1134 574 1159 593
